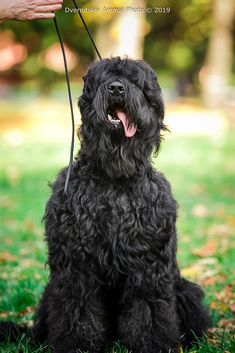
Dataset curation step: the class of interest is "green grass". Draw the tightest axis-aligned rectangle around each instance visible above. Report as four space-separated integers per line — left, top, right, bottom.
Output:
0 132 235 353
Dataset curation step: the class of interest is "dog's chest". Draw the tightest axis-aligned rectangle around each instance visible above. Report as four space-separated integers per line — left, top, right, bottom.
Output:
72 176 171 276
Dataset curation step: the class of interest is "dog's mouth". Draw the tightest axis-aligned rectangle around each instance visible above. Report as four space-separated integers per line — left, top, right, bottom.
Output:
107 108 137 138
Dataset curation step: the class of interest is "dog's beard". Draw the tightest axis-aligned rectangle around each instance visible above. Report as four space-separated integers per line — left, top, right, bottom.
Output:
92 85 144 138
79 83 160 178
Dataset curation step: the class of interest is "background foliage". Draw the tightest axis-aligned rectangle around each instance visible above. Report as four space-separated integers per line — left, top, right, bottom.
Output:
1 0 234 92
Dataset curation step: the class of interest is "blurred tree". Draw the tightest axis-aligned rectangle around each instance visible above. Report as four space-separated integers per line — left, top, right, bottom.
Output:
201 0 235 108
94 0 146 58
145 0 214 95
0 0 95 90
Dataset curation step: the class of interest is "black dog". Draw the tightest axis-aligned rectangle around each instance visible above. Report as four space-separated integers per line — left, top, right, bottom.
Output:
0 57 211 353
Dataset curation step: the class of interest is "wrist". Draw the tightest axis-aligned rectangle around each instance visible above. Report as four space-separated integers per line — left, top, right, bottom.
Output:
0 1 15 22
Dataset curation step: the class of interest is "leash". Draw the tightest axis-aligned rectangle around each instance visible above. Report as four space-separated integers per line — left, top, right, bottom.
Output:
53 0 102 195
72 0 102 60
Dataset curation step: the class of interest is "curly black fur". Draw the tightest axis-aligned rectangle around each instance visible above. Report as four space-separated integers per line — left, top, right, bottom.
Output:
0 57 211 353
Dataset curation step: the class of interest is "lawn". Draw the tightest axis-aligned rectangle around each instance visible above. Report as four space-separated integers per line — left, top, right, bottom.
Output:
0 131 235 353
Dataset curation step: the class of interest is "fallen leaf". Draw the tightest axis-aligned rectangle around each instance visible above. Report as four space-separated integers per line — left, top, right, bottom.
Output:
227 215 235 226
188 184 205 196
192 204 209 218
197 257 218 265
24 219 35 232
16 306 35 317
0 196 14 209
201 276 218 286
218 318 235 329
0 311 14 318
215 205 226 218
181 264 202 279
20 258 42 268
181 258 219 283
208 224 232 238
193 239 218 257
229 303 235 313
207 327 225 346
19 248 31 255
215 285 235 303
207 327 224 335
4 219 20 230
209 301 228 313
33 273 42 280
0 272 8 279
6 167 21 186
0 312 8 318
0 251 17 263
210 285 235 314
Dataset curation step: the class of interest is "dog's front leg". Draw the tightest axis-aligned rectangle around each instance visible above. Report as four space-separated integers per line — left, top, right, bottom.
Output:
46 269 108 353
43 186 110 353
117 259 180 353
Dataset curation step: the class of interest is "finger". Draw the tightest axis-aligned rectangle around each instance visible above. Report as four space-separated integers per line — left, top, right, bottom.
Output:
32 0 63 5
36 4 62 13
30 12 55 19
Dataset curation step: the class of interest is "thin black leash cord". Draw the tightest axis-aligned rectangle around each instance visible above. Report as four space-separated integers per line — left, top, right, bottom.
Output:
53 2 102 195
53 15 75 195
72 0 102 60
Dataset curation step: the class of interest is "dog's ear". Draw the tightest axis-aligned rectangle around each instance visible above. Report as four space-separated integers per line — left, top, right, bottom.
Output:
142 67 167 152
78 72 94 111
137 62 168 152
133 60 165 126
143 67 164 112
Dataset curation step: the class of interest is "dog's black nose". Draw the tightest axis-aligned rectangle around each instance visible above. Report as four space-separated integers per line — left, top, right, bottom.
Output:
108 81 125 95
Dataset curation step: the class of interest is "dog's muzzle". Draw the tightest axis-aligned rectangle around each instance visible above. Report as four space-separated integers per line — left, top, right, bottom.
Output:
106 79 137 138
108 81 125 96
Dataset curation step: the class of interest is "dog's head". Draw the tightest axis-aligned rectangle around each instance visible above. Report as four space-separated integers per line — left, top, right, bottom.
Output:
78 57 167 178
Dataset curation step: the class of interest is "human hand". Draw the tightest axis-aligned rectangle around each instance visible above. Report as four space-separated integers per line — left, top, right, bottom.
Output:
0 0 63 22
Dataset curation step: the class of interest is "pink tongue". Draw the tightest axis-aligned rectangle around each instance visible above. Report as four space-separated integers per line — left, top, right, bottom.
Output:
116 111 137 138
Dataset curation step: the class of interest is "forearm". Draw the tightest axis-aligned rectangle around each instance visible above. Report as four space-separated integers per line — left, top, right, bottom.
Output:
0 0 62 22
0 0 14 22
